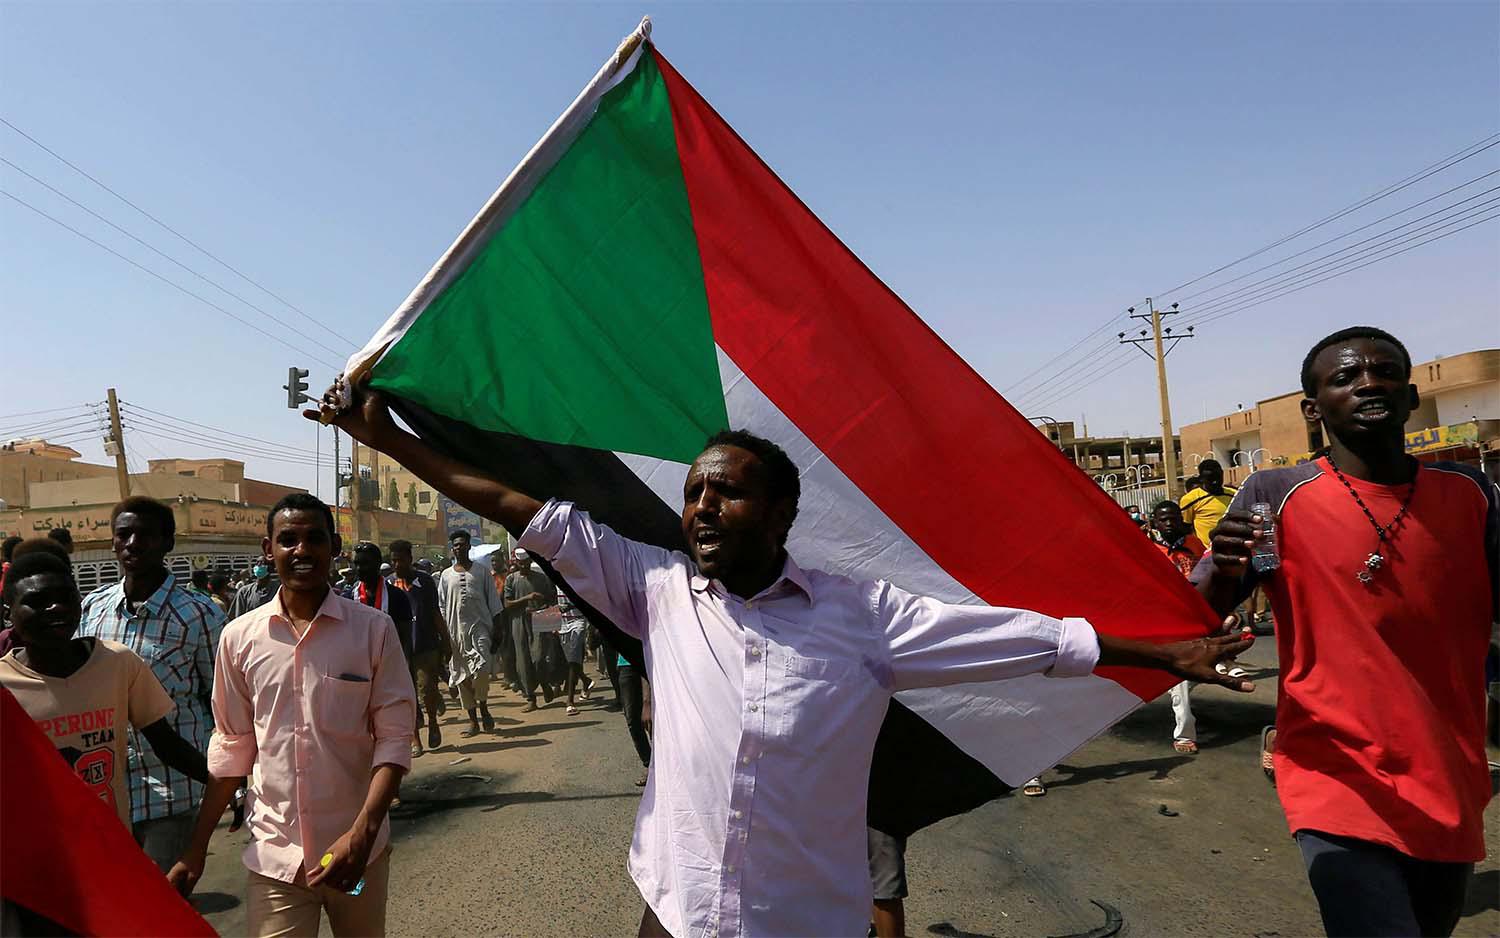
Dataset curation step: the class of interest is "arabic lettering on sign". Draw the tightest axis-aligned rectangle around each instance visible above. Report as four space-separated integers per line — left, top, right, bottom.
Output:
1404 421 1479 455
2 508 119 541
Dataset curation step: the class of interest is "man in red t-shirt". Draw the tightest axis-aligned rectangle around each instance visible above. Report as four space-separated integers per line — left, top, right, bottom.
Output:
1194 326 1498 938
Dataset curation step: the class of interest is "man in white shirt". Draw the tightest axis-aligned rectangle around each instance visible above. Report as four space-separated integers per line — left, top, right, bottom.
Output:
316 387 1252 938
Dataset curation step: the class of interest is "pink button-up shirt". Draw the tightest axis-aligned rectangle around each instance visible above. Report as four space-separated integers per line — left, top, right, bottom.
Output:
519 500 1099 938
207 588 415 883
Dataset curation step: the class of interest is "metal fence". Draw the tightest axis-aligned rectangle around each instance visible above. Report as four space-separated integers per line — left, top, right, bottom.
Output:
72 550 263 598
1103 482 1170 515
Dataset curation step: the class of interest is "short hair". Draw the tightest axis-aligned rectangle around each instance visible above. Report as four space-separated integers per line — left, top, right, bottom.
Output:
352 541 381 559
190 569 209 586
389 539 413 556
47 527 73 547
110 495 176 537
1300 326 1411 397
3 539 74 605
209 572 230 590
703 430 801 534
267 492 336 537
1197 458 1222 472
2 536 21 562
448 529 472 543
1152 499 1180 513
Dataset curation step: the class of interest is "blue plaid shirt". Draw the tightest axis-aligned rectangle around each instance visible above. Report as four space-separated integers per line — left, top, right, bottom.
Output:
79 573 225 822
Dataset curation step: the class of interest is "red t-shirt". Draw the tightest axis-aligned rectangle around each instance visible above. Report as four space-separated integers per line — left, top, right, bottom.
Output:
1195 457 1497 862
1153 534 1205 578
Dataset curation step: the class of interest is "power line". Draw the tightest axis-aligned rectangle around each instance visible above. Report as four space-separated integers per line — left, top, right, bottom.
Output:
121 402 323 454
1020 346 1136 414
1182 210 1500 331
1153 131 1500 300
1010 331 1131 409
121 414 323 466
1181 192 1500 320
0 116 356 350
1 189 344 371
128 426 324 468
1 156 352 360
1172 169 1500 308
1001 309 1135 396
0 403 95 423
0 414 102 441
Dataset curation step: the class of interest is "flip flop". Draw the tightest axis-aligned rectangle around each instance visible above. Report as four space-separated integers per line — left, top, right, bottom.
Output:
1173 738 1198 754
566 704 580 716
1021 778 1046 797
1261 726 1277 784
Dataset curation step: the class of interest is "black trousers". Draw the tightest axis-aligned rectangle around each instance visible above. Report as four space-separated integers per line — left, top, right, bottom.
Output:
1296 829 1472 937
618 664 651 767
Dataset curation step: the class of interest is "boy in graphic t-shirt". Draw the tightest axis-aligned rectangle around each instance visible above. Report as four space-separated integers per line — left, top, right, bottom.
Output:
0 544 209 828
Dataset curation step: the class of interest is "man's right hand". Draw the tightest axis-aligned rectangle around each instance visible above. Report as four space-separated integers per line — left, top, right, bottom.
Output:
1207 508 1261 577
305 381 399 450
166 851 205 897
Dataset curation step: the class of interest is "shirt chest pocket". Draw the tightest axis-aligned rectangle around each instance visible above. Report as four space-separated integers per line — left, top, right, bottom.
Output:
775 652 863 741
312 672 373 739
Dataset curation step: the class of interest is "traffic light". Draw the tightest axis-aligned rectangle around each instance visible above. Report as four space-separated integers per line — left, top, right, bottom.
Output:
283 367 311 409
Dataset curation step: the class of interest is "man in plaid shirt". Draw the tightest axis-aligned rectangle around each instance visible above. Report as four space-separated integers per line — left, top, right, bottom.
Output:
80 495 227 871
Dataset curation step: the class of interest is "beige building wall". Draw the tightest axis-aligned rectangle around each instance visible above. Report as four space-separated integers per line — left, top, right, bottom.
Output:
1181 348 1498 485
0 443 116 509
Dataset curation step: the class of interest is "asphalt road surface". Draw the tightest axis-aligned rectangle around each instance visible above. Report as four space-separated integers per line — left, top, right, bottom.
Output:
191 642 1500 937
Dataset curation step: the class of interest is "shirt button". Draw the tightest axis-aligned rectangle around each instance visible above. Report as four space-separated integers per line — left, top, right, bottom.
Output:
741 755 751 765
748 645 761 657
731 809 743 819
745 601 756 610
726 864 736 873
748 703 759 712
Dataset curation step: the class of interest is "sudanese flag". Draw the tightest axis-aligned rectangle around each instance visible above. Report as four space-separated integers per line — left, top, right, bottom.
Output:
341 18 1217 837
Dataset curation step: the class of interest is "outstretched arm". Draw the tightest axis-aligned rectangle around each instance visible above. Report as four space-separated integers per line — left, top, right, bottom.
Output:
307 383 543 537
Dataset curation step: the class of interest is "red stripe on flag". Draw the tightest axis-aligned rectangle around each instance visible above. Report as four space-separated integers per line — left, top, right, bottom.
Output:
0 687 216 936
654 47 1215 700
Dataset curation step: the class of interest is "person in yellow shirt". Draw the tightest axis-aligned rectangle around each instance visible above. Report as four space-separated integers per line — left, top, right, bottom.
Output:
1179 458 1238 545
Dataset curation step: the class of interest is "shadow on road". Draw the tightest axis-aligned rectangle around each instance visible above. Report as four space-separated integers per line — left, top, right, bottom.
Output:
496 720 603 738
1042 755 1194 788
450 737 551 756
189 892 241 914
392 787 646 822
1106 697 1278 752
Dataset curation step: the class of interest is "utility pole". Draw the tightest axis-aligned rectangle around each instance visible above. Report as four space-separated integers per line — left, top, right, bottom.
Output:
104 388 130 500
349 438 362 542
332 427 341 520
1119 300 1194 499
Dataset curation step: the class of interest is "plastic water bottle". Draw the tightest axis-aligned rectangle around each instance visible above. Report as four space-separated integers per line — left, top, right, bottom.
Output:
1250 502 1280 573
320 852 366 896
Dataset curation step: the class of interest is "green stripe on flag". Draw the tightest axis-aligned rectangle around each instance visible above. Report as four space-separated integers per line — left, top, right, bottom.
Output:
370 52 727 464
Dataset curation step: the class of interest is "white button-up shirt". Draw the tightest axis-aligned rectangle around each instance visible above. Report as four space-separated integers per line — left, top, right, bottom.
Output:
519 500 1099 938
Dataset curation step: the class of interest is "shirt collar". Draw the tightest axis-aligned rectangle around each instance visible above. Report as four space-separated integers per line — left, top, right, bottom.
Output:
116 571 178 618
271 586 346 625
690 553 814 603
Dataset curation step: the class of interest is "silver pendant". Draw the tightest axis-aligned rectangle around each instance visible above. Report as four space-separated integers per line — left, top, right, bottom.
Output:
1357 570 1373 584
1365 552 1385 571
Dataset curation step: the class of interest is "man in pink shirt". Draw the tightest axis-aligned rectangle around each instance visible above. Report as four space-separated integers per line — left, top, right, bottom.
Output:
166 493 416 937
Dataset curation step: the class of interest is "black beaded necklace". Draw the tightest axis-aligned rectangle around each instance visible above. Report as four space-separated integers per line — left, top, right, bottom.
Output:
1326 453 1418 584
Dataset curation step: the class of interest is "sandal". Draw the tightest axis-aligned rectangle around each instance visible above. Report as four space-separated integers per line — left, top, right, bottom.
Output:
566 704 580 716
1173 738 1198 754
1021 777 1046 797
1260 726 1277 784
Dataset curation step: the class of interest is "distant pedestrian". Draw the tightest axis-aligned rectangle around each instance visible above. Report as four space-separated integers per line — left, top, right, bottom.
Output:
389 539 452 756
167 493 415 936
46 526 74 554
615 650 651 787
439 530 503 736
1179 458 1237 546
228 558 278 619
78 496 226 872
189 569 211 595
559 591 594 715
208 572 232 613
503 548 558 713
1150 500 1208 755
867 829 907 938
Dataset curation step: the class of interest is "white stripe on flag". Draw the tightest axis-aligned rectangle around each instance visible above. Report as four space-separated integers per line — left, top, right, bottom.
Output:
613 348 1144 785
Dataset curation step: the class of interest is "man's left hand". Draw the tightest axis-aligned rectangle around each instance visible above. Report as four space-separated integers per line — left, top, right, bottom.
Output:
305 826 372 893
1159 616 1255 691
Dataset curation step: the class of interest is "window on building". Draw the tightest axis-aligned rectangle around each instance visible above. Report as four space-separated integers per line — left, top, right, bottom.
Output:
418 491 431 504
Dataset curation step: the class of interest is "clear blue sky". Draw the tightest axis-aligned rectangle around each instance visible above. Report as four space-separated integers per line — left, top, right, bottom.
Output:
3 2 1497 494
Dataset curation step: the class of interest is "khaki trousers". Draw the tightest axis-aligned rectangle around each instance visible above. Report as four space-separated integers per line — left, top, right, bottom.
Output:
246 850 390 937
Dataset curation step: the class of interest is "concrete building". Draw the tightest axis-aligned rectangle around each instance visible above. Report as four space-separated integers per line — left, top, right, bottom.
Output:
1179 347 1499 486
1034 420 1182 513
0 438 116 510
0 452 309 596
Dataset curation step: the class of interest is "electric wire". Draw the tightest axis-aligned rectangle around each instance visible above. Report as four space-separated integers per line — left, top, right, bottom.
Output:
0 189 344 371
0 116 356 350
1 156 352 360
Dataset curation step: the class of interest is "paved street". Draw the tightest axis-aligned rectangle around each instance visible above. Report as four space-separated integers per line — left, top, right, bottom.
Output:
191 642 1500 937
